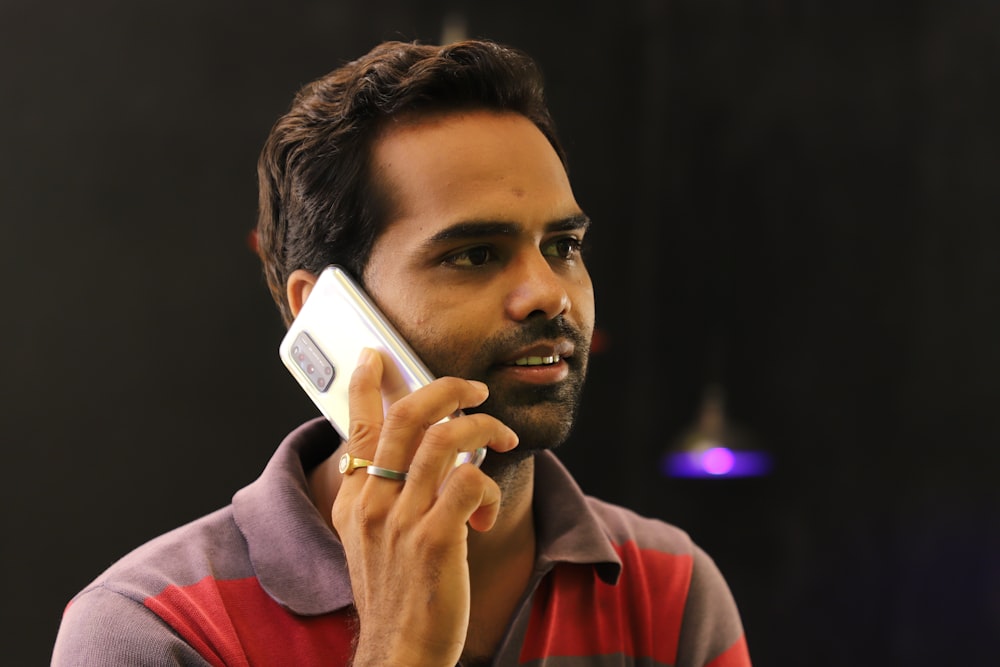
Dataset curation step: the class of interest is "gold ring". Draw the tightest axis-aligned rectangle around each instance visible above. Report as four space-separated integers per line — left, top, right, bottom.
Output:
339 453 374 475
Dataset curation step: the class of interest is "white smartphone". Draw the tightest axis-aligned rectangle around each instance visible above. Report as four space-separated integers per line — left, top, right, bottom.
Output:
279 265 486 469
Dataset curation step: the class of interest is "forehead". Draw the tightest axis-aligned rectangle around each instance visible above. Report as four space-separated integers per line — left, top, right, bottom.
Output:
370 110 577 232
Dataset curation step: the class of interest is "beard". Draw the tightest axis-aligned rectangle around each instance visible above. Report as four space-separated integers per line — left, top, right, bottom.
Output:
417 314 591 477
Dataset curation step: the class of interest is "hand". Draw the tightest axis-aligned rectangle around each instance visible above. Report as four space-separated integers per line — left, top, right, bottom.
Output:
332 348 519 667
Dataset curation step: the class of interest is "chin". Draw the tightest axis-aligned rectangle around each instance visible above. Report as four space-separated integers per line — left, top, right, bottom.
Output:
477 374 581 429
476 404 576 477
478 446 535 479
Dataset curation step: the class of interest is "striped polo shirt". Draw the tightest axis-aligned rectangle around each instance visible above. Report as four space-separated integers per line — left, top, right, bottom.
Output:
53 417 750 666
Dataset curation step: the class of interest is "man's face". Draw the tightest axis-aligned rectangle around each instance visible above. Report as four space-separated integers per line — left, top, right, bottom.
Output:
362 110 595 454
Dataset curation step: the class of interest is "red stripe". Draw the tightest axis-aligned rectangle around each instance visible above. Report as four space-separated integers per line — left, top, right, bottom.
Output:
145 576 354 666
706 634 751 667
520 542 692 663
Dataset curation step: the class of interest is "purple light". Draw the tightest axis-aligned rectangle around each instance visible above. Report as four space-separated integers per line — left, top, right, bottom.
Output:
661 447 772 478
702 447 735 475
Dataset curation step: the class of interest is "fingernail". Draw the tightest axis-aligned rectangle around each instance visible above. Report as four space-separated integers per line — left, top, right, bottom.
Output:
357 348 373 367
468 380 489 393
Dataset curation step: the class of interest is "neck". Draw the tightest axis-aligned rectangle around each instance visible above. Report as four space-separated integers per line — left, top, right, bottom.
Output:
465 455 537 662
467 454 535 574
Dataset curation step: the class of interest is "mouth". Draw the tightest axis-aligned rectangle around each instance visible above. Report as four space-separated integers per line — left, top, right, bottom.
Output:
510 354 561 367
499 339 576 369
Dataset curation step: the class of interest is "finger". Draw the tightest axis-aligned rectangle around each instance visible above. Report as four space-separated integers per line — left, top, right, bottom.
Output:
341 348 386 491
369 376 491 476
429 464 503 533
397 413 517 514
411 412 516 476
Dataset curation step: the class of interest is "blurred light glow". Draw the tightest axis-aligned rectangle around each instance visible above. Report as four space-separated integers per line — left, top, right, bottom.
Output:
702 447 735 475
662 447 772 479
661 384 773 479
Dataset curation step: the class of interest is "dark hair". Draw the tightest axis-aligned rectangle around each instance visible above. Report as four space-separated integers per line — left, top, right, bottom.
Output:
256 39 566 325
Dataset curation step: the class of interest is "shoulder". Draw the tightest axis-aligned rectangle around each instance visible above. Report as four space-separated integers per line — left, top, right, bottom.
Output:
582 497 751 666
67 505 249 614
582 496 738 604
580 497 701 617
53 506 244 666
53 583 213 666
584 494 696 556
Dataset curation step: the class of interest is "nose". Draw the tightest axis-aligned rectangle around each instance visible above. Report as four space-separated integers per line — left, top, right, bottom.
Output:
503 252 571 321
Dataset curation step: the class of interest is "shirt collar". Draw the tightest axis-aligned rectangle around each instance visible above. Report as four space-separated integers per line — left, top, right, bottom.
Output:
232 418 352 615
531 450 623 585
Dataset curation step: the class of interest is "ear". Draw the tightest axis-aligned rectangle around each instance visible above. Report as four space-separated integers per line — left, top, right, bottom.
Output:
286 269 319 319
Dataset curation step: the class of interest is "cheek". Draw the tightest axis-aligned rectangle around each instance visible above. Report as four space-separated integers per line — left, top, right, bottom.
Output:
404 320 484 379
410 308 481 349
573 276 596 328
365 285 442 359
386 301 433 340
389 300 467 355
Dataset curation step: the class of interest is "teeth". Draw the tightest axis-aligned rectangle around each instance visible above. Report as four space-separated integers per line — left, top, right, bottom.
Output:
513 355 560 366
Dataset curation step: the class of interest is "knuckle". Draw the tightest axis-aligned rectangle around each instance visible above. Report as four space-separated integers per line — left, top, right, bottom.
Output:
442 465 488 505
415 537 449 565
421 421 458 451
349 418 381 444
330 499 351 532
438 376 468 392
383 398 422 426
332 492 384 535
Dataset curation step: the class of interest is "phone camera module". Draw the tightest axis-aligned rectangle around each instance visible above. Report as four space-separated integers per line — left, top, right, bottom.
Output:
291 332 335 392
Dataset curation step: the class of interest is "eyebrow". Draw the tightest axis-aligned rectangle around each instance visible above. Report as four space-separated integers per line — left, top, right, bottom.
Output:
424 214 592 244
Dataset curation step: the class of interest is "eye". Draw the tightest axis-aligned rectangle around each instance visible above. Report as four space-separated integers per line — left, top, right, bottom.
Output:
542 236 584 260
444 245 495 268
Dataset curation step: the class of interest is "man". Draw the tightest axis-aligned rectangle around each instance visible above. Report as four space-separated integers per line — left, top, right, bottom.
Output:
53 39 751 666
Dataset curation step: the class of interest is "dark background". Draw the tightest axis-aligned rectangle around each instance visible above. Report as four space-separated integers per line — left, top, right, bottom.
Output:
3 1 998 665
